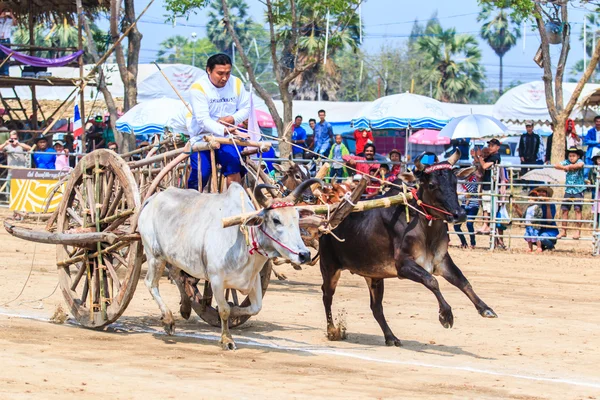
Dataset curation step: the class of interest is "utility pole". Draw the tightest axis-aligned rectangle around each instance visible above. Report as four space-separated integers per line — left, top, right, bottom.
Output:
191 32 197 67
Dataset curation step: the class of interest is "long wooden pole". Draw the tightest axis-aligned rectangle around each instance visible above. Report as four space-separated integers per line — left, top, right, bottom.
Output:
78 8 86 148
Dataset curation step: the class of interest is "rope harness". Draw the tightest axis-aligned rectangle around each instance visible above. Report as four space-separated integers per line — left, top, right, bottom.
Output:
244 201 300 257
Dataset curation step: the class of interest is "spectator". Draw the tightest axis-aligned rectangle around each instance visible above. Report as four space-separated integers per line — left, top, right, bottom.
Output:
0 130 31 168
379 164 392 181
474 139 501 234
524 190 543 253
85 121 103 152
388 149 402 177
53 141 71 171
107 141 118 152
534 186 559 251
518 121 541 174
291 115 306 158
314 109 333 157
353 128 373 156
103 116 116 147
583 115 600 166
343 143 380 197
555 147 585 239
454 169 480 249
32 137 56 169
328 134 349 181
545 123 554 164
565 119 581 149
0 9 14 76
588 149 600 224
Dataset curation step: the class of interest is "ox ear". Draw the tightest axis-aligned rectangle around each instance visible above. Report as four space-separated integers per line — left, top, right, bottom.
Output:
454 166 477 179
244 211 265 227
272 163 290 173
398 172 418 184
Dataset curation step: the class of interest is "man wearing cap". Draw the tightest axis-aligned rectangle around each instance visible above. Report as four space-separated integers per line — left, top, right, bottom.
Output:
532 186 559 250
518 121 541 175
555 147 585 239
474 138 501 234
32 137 56 170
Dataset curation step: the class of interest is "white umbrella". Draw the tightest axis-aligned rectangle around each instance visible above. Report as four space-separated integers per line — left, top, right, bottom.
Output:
439 114 507 140
116 98 192 138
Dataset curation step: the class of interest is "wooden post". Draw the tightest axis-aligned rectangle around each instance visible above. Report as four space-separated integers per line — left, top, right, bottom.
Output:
78 7 86 151
210 149 218 193
28 7 38 132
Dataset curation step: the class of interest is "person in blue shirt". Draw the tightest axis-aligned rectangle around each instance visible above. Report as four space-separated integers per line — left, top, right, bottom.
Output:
583 115 600 165
534 186 559 251
291 115 306 158
313 109 333 157
32 137 56 170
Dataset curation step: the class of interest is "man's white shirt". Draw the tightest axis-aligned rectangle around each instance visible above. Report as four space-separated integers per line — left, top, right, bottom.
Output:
189 74 250 141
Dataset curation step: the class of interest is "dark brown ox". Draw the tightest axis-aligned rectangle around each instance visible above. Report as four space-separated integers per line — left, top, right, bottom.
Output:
319 150 497 346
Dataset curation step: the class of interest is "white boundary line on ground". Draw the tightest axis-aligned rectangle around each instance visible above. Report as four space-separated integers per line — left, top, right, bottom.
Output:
1 310 599 390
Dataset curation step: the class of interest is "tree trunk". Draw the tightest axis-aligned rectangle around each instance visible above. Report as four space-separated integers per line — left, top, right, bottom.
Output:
551 113 567 166
279 87 293 158
498 54 503 95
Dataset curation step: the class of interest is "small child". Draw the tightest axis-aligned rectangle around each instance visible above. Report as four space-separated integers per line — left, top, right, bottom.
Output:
524 191 543 253
555 147 585 239
328 134 349 182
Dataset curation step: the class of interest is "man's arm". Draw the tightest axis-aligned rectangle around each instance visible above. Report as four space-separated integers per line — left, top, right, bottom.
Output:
294 128 306 145
232 81 251 126
0 140 8 151
583 129 598 145
190 85 226 137
518 136 525 161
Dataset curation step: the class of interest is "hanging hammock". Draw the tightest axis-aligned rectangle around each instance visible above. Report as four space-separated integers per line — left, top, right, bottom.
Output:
0 43 83 68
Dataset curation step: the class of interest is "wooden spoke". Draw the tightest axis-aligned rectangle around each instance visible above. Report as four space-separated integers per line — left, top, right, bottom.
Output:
70 262 87 291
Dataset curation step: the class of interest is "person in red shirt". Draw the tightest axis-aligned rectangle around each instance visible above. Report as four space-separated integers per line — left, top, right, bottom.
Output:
353 128 374 156
388 149 402 177
343 143 381 196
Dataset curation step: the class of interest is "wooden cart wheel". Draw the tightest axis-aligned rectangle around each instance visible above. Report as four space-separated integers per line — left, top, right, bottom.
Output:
191 261 272 328
56 150 143 328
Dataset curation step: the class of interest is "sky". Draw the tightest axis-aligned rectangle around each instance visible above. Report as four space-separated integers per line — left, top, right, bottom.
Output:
99 0 598 91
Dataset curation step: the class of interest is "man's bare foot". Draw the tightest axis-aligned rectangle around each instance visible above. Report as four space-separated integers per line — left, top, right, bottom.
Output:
536 248 543 253
556 232 566 239
526 249 533 253
572 233 580 240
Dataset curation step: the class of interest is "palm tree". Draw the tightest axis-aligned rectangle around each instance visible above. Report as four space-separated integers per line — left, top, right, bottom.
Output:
157 35 190 64
416 23 484 103
207 0 254 56
478 4 521 95
13 25 51 57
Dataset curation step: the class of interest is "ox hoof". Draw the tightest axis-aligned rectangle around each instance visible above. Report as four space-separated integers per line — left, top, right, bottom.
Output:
480 308 498 318
163 322 175 336
292 264 302 271
385 337 402 347
439 309 454 329
326 326 347 341
180 302 192 320
220 339 237 351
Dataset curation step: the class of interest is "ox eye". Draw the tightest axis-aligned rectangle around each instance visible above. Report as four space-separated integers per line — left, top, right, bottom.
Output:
295 174 301 180
428 182 437 190
273 217 282 225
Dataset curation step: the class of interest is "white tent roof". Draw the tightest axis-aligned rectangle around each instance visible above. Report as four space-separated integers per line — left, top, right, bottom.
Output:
137 64 206 102
493 81 600 125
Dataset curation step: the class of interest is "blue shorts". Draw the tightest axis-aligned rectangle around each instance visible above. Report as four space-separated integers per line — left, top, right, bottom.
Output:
187 144 245 190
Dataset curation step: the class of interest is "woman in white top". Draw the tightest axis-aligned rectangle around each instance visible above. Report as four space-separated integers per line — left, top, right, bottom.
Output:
188 53 250 190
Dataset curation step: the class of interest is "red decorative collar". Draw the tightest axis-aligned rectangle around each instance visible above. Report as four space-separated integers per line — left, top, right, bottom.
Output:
269 201 295 209
423 163 453 174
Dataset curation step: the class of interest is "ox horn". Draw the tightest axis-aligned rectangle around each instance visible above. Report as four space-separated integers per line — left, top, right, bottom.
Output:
253 184 278 208
414 158 424 171
447 148 461 166
286 178 324 204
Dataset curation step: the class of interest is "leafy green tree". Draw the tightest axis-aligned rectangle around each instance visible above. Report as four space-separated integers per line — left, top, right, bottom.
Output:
570 9 600 82
415 22 485 103
478 4 521 94
157 35 190 63
207 0 257 57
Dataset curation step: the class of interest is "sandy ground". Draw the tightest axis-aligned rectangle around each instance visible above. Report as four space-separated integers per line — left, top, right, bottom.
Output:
1 208 599 399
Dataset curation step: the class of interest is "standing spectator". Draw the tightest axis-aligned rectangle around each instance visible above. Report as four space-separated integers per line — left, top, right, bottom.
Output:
32 137 56 169
53 141 71 171
454 170 480 249
328 134 349 181
0 130 30 168
583 115 600 166
518 121 541 174
85 122 103 152
103 116 116 148
388 149 402 177
565 119 582 149
314 109 333 157
0 118 9 143
474 139 501 234
545 123 554 164
0 9 14 76
587 149 600 224
291 115 306 158
555 147 585 239
353 128 373 156
534 186 559 251
524 190 543 253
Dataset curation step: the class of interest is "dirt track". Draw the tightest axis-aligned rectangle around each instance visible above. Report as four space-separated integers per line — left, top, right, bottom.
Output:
1 209 599 399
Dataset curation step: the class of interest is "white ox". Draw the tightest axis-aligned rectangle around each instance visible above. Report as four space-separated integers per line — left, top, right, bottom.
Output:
138 179 321 350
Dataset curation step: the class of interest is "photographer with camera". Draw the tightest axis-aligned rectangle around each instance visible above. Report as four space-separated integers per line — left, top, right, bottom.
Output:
0 130 31 168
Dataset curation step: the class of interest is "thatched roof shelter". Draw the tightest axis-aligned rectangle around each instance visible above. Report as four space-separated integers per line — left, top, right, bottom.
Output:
0 0 109 24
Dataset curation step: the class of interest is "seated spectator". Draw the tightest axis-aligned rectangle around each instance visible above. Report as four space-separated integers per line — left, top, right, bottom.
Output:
328 134 349 181
53 141 71 171
534 186 559 251
0 130 31 168
103 117 116 147
454 169 480 249
32 137 56 169
524 189 543 253
555 147 585 239
388 149 402 177
107 141 118 152
342 143 380 196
